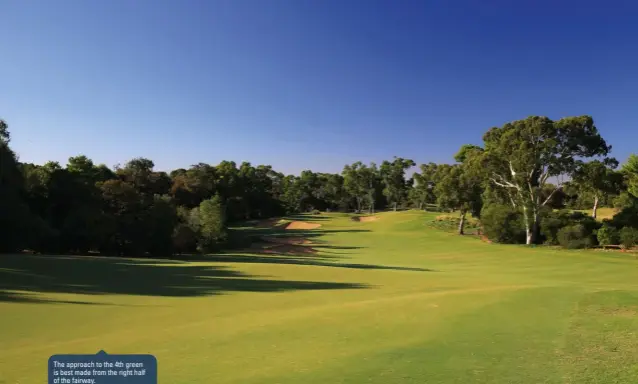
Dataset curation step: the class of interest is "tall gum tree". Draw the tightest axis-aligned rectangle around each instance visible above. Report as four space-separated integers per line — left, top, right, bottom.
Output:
479 116 611 244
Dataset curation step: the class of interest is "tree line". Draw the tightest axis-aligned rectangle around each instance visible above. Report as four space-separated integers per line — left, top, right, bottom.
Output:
2 115 638 256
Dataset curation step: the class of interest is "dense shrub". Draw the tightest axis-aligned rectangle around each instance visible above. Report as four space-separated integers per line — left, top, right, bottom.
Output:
557 224 595 249
596 223 620 246
609 206 638 230
480 204 526 244
311 209 321 215
541 210 600 246
541 210 573 245
613 192 638 210
197 196 227 252
620 227 638 249
172 223 198 254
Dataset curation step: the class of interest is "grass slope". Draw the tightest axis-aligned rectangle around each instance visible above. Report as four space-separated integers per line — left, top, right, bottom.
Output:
1 211 637 383
574 207 618 221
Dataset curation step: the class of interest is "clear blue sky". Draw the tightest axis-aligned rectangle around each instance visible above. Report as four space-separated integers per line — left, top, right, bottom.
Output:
2 0 637 175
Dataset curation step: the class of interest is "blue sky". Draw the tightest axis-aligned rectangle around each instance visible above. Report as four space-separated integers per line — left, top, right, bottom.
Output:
2 0 637 175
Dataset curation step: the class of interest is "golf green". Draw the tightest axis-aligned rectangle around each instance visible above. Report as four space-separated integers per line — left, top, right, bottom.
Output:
1 211 637 383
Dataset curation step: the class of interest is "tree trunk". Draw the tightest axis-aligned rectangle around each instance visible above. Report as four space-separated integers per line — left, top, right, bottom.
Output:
458 210 466 235
592 195 599 219
419 202 423 210
532 210 541 244
523 205 533 245
394 202 397 212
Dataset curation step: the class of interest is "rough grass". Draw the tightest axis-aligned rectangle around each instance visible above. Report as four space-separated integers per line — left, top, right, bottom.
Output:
2 211 638 383
574 207 618 221
428 213 481 234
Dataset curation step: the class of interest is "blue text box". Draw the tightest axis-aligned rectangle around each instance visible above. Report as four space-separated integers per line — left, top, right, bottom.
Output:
48 351 157 384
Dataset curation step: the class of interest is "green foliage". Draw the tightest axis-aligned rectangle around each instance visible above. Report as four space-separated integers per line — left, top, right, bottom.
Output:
541 210 600 246
620 227 638 249
146 195 178 257
311 209 321 215
480 204 526 244
596 224 620 246
197 196 227 252
557 224 595 249
343 161 382 213
434 164 483 217
621 154 638 197
0 116 627 257
0 130 38 252
540 210 573 245
380 157 415 210
172 223 198 254
613 192 638 210
479 115 611 244
609 205 638 230
0 119 9 144
454 144 483 163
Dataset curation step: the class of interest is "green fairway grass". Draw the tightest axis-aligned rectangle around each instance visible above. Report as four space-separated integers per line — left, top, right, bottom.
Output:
1 211 637 383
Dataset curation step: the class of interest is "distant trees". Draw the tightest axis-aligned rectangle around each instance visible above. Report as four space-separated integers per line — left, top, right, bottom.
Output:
343 162 382 213
380 157 415 211
0 121 36 252
197 196 227 252
1 114 636 255
434 151 483 234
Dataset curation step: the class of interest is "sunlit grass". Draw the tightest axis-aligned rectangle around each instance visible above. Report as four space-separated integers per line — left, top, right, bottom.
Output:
1 211 637 383
573 207 618 221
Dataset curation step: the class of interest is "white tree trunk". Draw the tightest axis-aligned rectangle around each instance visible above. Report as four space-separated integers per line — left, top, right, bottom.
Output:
592 195 599 219
523 205 533 245
532 210 540 244
394 202 397 212
458 210 466 235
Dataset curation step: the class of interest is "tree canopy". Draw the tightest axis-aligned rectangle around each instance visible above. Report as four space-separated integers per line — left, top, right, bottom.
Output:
0 114 629 254
478 115 612 244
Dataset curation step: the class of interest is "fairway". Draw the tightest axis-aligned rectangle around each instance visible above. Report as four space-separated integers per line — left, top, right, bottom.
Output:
2 211 638 383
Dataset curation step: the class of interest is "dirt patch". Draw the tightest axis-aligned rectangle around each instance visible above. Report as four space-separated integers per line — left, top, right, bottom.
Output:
480 235 492 244
599 307 638 318
285 221 321 230
350 216 379 222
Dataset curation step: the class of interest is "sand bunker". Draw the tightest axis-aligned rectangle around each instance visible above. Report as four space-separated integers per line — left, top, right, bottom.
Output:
351 216 379 222
285 221 321 230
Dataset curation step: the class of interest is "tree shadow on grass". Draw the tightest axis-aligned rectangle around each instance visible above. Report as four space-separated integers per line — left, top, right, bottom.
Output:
194 253 435 272
229 227 370 245
0 254 370 304
219 224 434 272
282 214 333 222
